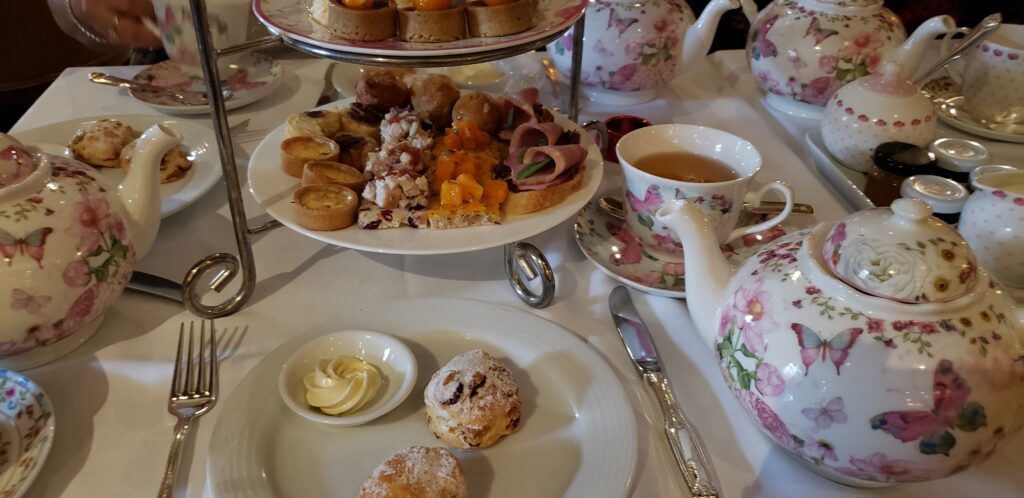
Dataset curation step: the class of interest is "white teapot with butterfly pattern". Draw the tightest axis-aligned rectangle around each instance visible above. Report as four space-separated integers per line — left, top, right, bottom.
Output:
657 197 1024 485
741 0 959 118
0 125 180 370
546 0 744 105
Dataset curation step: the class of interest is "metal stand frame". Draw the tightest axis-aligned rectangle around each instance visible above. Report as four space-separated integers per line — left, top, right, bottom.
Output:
182 0 588 317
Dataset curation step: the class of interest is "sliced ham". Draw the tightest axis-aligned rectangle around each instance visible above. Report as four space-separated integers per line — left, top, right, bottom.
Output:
498 87 543 140
509 122 564 152
513 144 588 188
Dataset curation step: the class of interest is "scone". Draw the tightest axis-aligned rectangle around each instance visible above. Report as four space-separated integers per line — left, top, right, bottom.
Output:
69 119 138 168
424 350 521 449
359 446 467 498
119 139 193 184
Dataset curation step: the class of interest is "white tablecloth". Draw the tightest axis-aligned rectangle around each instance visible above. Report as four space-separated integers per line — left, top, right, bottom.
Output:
10 49 1023 498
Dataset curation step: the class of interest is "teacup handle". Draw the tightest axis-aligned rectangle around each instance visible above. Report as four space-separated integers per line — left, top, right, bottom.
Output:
727 182 794 243
939 27 973 86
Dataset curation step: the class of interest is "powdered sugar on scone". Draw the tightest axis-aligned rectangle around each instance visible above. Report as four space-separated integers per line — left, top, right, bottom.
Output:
359 446 467 498
424 350 521 449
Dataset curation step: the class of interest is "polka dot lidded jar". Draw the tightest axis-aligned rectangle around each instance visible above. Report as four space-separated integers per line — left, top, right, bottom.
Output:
822 62 936 173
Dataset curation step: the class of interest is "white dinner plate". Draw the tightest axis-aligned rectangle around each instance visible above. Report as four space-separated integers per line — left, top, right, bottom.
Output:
11 115 222 218
254 0 585 57
247 98 603 255
206 298 638 498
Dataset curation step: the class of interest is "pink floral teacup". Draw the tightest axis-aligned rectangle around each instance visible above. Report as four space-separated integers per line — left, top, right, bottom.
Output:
152 0 250 76
616 124 794 260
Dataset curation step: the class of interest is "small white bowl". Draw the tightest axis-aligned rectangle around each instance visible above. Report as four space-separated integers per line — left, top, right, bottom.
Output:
278 330 417 426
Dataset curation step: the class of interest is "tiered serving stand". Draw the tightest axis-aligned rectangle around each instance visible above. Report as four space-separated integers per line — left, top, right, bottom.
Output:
178 0 596 317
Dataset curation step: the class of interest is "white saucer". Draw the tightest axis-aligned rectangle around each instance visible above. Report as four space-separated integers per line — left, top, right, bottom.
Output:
130 53 284 114
0 370 54 498
936 95 1024 144
574 199 795 298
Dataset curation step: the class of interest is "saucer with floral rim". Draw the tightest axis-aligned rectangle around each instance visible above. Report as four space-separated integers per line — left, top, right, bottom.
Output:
574 199 794 298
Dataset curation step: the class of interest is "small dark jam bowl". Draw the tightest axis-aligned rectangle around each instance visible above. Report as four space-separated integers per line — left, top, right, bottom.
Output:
604 115 652 163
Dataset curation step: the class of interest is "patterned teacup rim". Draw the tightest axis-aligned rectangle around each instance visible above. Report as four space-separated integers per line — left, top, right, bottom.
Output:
615 124 763 185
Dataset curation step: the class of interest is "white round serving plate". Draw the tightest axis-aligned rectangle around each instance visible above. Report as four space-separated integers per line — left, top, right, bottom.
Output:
11 115 222 218
0 369 55 498
206 298 637 498
253 0 586 57
247 97 603 255
936 95 1024 144
129 54 285 115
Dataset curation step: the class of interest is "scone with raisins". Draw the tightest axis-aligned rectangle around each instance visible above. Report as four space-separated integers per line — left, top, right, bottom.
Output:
424 350 521 449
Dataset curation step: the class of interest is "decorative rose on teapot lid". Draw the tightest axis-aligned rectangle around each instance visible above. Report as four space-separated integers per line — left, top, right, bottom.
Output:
821 198 977 303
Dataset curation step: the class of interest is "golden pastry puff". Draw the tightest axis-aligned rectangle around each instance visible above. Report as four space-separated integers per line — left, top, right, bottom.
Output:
301 160 367 192
293 184 359 231
280 136 340 178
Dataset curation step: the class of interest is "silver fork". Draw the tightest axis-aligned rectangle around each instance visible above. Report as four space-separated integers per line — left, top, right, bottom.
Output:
158 321 218 498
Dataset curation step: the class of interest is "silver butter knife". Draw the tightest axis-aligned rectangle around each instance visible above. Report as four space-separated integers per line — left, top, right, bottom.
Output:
316 62 339 107
609 286 721 498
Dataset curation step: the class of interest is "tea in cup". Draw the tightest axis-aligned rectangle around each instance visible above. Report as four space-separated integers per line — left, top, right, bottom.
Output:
615 124 794 260
943 24 1024 125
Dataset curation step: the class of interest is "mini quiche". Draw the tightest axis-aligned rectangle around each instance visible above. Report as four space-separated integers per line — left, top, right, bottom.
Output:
293 184 359 231
280 136 341 178
302 160 367 192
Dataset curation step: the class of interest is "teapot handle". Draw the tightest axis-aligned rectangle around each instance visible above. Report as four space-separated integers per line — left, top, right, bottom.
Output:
939 27 974 86
726 181 794 243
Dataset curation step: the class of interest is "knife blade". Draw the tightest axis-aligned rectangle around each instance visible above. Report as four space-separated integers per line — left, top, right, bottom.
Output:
316 62 339 107
609 286 721 498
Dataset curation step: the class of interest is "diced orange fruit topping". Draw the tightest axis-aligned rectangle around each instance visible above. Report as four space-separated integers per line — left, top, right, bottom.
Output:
482 179 508 205
414 0 453 10
341 0 375 9
456 174 484 203
440 180 464 206
464 202 487 213
442 121 491 151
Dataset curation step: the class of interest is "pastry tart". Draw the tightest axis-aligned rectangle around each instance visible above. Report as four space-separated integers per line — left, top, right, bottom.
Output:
465 0 534 37
293 184 359 231
398 1 467 42
302 160 367 192
280 136 341 178
325 0 397 42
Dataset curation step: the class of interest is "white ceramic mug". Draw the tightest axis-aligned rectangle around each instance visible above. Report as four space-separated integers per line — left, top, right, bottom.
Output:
616 124 794 260
944 24 1024 124
152 0 250 76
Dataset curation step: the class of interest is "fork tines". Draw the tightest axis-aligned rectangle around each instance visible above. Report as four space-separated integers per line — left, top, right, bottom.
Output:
170 321 218 400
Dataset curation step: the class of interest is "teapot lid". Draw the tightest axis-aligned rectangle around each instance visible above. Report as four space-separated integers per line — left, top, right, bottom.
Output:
855 62 918 97
822 198 977 303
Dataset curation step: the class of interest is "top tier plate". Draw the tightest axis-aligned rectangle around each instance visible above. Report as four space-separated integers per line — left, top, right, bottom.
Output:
253 0 586 57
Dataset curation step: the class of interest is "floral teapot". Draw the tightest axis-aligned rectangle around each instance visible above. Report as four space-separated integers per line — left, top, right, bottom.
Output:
656 197 1024 485
0 124 180 370
742 0 958 118
546 0 743 105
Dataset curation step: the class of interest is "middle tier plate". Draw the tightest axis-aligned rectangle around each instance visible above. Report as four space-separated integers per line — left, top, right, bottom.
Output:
248 97 603 255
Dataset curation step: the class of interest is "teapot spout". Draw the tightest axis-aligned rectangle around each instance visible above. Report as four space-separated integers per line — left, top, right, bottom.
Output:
655 199 735 351
890 15 957 79
119 123 181 259
681 0 741 72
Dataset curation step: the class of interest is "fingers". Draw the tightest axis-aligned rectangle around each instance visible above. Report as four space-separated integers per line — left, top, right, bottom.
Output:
112 16 164 47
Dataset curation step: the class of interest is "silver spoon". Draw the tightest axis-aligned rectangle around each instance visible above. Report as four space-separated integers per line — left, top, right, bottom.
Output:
89 72 234 106
597 196 814 220
914 13 1002 86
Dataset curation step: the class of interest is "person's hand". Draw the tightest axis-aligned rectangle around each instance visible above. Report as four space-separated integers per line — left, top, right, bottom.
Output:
73 0 162 47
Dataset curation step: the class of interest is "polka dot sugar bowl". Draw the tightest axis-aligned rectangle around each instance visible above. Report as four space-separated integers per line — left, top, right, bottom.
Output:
958 169 1024 292
822 62 936 173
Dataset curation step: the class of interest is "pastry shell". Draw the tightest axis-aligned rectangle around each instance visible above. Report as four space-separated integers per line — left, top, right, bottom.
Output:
280 136 340 178
326 2 397 42
293 184 359 231
302 160 367 192
398 6 467 43
466 0 534 37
